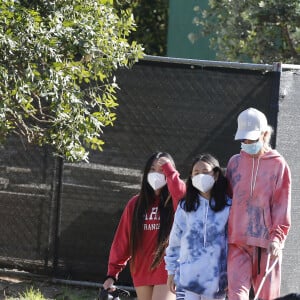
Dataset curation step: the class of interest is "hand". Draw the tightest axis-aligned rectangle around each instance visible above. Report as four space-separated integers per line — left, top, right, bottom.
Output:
103 277 115 291
157 157 171 168
167 274 176 294
268 241 281 257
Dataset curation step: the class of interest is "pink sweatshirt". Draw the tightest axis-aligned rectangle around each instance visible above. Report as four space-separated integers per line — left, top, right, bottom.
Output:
226 149 291 249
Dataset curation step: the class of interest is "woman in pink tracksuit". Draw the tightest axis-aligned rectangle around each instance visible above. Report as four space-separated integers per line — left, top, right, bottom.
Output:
226 108 291 300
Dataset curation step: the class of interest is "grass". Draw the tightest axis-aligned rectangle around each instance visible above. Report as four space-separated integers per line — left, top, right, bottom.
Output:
4 285 98 300
1 277 136 300
55 286 98 300
6 287 47 300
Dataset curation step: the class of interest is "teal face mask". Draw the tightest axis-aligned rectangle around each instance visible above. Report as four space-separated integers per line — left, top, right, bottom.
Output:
241 140 263 155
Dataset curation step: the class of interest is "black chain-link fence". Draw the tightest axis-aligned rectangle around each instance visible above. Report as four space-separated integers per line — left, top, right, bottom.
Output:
0 57 299 294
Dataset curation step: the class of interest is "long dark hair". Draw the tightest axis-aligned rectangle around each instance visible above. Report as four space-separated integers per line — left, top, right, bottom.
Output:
182 153 229 212
130 152 175 270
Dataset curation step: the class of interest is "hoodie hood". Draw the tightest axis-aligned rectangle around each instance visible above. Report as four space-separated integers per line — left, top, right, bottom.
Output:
240 148 281 160
239 149 281 198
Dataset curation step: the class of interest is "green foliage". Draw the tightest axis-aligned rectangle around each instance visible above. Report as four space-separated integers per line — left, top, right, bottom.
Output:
4 285 97 299
0 0 144 162
192 0 300 64
116 0 169 56
5 286 46 300
20 287 45 300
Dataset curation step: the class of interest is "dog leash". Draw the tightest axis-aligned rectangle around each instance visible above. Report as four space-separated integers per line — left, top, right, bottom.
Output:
253 253 279 300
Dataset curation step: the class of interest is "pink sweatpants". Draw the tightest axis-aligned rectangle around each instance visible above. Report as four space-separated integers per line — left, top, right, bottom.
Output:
227 244 282 300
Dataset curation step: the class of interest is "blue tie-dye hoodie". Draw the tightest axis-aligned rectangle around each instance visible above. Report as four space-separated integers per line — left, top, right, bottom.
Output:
165 195 231 299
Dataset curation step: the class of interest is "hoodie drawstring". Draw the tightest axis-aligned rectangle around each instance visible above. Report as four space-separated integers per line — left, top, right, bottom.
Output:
250 157 260 196
203 200 209 247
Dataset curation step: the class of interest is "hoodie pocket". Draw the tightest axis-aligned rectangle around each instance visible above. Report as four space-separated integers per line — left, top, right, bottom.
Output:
179 257 219 295
247 205 269 238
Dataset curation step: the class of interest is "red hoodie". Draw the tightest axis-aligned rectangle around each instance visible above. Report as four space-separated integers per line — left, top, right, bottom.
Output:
226 149 291 249
107 162 186 286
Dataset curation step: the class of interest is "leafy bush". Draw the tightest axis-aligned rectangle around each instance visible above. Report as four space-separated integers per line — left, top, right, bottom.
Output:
0 0 144 162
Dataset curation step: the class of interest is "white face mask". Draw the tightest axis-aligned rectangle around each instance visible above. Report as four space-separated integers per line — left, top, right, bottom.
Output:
147 172 167 190
192 173 215 193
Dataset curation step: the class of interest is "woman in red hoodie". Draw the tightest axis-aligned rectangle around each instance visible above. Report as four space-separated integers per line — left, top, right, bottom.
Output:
226 108 292 300
103 152 186 300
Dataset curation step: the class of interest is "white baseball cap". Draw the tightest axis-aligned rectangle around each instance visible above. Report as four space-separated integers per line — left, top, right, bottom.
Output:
234 107 268 140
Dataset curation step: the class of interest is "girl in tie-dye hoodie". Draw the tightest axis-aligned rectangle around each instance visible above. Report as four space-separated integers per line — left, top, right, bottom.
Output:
165 154 231 300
